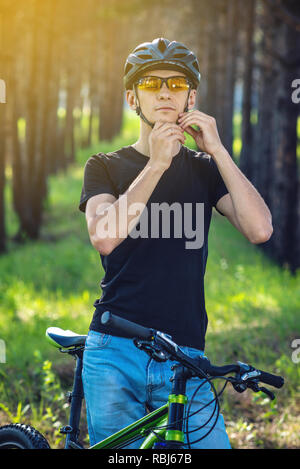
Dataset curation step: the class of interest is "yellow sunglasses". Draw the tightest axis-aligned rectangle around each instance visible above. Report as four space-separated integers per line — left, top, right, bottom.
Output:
135 76 191 92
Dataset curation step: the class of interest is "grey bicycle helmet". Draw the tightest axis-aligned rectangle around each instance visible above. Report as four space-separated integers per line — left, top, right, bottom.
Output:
124 38 201 90
124 38 201 128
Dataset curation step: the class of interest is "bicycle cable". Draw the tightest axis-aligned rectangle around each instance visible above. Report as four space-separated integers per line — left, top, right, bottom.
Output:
116 375 245 448
142 373 229 448
186 377 230 424
185 379 228 448
146 373 254 448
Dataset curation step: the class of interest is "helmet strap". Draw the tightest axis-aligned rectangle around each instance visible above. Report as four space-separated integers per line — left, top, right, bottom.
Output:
176 88 191 125
184 88 191 113
133 85 155 129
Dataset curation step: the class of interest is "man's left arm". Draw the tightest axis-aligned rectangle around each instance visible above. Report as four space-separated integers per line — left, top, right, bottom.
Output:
213 146 273 244
178 110 273 244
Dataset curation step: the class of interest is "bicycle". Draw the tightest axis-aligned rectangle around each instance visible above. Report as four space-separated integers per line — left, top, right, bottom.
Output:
0 311 284 449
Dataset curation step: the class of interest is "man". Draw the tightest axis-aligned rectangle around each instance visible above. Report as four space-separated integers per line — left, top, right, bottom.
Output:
79 38 273 449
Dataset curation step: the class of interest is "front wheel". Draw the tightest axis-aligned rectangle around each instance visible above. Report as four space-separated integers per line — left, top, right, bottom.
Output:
0 424 51 449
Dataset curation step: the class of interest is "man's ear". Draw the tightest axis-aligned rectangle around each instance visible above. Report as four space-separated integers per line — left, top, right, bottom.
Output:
126 89 137 110
188 89 197 110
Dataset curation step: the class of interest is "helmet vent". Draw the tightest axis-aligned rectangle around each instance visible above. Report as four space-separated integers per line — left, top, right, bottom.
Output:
172 53 187 58
158 40 167 53
125 63 133 74
193 60 200 72
138 54 152 59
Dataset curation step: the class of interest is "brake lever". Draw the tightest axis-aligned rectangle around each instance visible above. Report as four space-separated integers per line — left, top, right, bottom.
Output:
247 380 275 400
133 338 171 362
258 386 275 401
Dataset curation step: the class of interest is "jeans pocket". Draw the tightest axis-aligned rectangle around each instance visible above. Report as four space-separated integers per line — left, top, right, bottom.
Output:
180 346 206 381
84 330 112 350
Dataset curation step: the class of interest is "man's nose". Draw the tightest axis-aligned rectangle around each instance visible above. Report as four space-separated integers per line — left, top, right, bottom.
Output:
157 82 171 98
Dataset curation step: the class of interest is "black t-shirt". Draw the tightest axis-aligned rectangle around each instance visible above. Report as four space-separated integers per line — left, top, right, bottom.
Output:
79 144 228 350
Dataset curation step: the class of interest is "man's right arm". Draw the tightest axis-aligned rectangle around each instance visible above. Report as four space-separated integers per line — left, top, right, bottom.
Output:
85 161 165 256
85 120 185 255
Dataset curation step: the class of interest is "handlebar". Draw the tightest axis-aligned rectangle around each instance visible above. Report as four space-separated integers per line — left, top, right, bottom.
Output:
254 369 284 389
100 311 284 390
101 311 154 341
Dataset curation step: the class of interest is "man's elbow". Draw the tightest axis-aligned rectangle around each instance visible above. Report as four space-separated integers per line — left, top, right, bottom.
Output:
88 217 114 256
95 239 114 256
249 225 273 244
89 235 113 256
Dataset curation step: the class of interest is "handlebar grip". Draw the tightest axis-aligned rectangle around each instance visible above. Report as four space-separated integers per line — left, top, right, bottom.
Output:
258 370 284 389
101 311 154 341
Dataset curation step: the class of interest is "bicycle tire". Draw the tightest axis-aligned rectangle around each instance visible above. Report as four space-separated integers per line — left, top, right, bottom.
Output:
0 424 51 449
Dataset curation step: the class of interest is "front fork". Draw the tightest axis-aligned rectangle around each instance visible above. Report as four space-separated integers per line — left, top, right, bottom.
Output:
153 364 188 449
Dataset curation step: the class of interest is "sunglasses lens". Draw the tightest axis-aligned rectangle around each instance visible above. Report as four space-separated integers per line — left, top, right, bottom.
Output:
168 77 190 91
136 76 190 92
137 77 161 91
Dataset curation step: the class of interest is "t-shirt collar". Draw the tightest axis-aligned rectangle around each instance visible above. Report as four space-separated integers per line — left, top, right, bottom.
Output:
127 144 184 161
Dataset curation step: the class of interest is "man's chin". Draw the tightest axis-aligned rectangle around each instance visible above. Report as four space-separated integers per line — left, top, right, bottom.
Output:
154 116 178 124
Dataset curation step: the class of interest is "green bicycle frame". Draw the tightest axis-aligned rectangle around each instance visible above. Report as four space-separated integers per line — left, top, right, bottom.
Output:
56 345 190 450
90 392 188 449
90 404 169 449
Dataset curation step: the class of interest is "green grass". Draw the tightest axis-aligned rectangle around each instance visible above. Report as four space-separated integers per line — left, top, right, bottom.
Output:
0 109 299 449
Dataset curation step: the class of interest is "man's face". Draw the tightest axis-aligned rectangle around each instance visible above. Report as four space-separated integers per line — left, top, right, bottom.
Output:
127 69 197 124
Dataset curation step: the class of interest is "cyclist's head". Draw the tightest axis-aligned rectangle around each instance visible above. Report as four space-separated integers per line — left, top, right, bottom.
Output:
124 38 201 128
124 38 201 91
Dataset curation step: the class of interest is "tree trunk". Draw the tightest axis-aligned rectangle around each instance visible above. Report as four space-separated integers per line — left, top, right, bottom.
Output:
33 0 57 229
252 1 279 208
239 0 256 178
222 0 240 157
215 0 231 144
20 0 41 240
64 70 76 166
202 0 219 117
0 6 8 253
268 3 300 272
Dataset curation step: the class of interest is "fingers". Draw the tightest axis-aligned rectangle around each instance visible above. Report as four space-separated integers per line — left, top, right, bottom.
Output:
183 125 198 138
178 115 203 129
153 120 167 130
153 121 182 132
178 111 216 130
161 126 185 143
168 130 186 144
161 126 183 137
178 110 214 120
153 121 185 141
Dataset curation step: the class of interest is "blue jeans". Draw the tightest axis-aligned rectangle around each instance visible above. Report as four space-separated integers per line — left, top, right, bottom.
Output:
82 331 231 449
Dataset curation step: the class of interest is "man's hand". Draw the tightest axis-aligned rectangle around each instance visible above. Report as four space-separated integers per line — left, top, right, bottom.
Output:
178 110 223 156
149 120 186 171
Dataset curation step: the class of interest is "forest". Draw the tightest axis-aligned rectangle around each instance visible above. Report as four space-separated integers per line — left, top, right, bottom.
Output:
0 0 299 450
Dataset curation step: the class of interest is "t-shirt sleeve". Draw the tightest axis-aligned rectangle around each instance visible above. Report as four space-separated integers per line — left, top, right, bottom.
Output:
78 154 118 213
209 157 229 216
